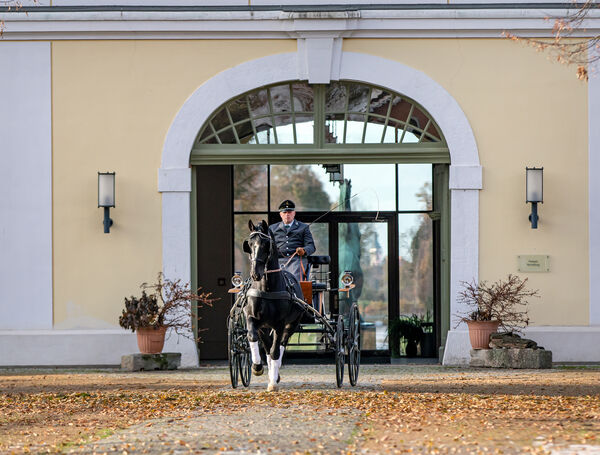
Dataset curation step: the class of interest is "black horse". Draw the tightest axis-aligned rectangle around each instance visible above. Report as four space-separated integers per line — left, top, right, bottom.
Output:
243 220 305 391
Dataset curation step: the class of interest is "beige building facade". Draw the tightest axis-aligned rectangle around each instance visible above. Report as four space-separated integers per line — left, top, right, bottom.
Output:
0 1 598 366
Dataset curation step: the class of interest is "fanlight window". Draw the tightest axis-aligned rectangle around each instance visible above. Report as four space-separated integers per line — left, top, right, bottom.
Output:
196 81 444 146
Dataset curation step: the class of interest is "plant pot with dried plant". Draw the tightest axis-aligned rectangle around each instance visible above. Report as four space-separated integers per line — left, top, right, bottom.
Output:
119 273 214 354
456 274 539 350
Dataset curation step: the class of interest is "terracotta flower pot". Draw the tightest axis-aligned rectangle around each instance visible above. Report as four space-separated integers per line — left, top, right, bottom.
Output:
136 326 167 354
466 320 500 349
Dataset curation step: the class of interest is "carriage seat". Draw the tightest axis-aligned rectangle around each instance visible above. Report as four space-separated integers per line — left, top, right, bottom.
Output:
312 282 328 291
307 256 330 292
308 255 331 266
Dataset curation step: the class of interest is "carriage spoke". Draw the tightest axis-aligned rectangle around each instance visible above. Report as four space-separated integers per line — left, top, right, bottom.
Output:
228 317 240 388
348 304 361 387
335 314 345 388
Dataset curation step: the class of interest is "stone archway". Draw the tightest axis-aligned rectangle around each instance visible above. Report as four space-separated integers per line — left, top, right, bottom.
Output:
160 51 481 367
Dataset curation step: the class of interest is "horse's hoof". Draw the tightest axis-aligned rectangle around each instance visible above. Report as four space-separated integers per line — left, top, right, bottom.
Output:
267 383 278 392
277 374 281 384
252 363 264 376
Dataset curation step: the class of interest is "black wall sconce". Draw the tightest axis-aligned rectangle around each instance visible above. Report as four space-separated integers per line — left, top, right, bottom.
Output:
526 167 543 229
98 172 115 233
322 164 344 183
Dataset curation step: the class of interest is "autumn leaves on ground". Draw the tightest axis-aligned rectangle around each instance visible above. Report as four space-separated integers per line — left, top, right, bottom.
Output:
0 365 598 454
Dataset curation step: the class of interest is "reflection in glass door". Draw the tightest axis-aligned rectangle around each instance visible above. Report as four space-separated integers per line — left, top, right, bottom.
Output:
231 162 440 358
338 222 389 351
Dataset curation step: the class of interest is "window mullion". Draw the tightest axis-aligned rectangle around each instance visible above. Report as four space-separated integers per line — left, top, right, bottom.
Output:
343 83 350 144
289 84 297 145
418 119 432 144
362 87 373 144
381 94 394 143
225 106 240 145
209 121 222 145
266 87 278 145
246 96 260 145
399 104 415 144
314 85 325 148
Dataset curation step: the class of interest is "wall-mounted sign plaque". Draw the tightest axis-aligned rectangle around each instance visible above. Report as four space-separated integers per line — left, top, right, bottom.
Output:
518 255 550 272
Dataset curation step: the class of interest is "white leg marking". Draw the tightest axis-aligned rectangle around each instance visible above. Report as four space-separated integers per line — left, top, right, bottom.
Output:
270 358 280 389
266 355 274 384
250 341 261 365
278 346 285 369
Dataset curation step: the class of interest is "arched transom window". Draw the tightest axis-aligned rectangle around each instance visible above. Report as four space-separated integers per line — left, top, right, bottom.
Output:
192 81 449 164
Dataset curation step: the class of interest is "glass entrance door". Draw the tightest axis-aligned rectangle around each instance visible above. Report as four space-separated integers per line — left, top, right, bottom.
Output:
281 212 395 355
338 220 389 351
231 162 441 358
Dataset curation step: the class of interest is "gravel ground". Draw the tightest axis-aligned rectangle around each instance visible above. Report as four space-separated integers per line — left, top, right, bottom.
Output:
1 364 599 454
68 405 362 454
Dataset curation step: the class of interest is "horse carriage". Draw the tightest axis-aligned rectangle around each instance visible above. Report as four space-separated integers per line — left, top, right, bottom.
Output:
226 221 361 390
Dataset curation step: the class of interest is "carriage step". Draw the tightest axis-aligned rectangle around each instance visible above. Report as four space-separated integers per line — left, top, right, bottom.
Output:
121 353 181 371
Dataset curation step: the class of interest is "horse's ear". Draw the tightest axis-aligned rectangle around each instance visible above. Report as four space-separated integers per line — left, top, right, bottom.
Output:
248 220 255 232
243 240 251 254
261 220 269 233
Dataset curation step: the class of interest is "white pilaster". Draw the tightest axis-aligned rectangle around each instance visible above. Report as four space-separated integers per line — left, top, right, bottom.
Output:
590 59 600 325
0 42 52 330
160 190 199 367
442 188 481 365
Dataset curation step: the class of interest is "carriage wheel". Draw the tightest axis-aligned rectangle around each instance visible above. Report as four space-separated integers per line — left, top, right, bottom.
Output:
348 303 361 387
227 316 239 389
335 314 345 388
237 316 252 387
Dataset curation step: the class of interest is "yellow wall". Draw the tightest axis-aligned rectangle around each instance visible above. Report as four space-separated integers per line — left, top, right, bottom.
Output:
52 38 589 329
344 39 589 326
52 40 296 328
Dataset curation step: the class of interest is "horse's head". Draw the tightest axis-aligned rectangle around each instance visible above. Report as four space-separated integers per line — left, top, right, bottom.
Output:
244 220 273 281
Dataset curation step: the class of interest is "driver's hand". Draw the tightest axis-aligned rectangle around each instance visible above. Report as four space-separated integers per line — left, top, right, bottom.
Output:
296 247 306 257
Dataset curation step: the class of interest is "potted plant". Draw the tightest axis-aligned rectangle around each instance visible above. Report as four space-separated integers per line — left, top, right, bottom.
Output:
119 273 213 354
389 314 423 357
456 274 539 349
419 311 436 358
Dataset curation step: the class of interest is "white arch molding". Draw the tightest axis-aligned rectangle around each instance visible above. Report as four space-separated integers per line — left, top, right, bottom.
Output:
160 51 482 367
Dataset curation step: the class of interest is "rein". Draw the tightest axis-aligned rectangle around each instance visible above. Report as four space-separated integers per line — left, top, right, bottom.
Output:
265 251 297 275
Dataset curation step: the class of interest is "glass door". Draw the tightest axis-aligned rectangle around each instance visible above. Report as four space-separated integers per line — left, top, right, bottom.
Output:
337 219 390 352
234 162 441 359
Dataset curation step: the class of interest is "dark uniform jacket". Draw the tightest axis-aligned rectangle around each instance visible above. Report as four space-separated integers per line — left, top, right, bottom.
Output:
269 220 316 258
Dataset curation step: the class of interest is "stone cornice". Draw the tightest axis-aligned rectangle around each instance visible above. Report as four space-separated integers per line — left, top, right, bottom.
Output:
0 7 599 39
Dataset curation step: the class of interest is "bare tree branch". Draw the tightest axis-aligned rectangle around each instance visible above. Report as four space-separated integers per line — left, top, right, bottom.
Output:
119 272 217 343
455 274 540 333
505 1 600 81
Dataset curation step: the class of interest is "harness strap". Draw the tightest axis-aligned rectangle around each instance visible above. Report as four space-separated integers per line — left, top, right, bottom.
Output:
248 232 306 280
266 250 298 274
247 289 291 300
299 255 307 281
265 268 281 274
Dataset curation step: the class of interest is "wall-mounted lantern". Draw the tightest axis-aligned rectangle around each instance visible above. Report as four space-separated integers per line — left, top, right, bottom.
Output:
526 167 543 229
98 172 115 234
322 164 344 183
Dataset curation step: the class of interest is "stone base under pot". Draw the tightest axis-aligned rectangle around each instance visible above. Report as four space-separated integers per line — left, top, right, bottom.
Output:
121 352 181 371
470 348 552 369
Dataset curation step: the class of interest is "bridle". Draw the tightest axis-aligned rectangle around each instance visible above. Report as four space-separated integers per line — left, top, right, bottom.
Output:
247 229 304 278
247 231 282 275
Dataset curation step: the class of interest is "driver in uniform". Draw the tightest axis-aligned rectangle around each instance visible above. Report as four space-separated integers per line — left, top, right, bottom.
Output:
269 199 315 281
